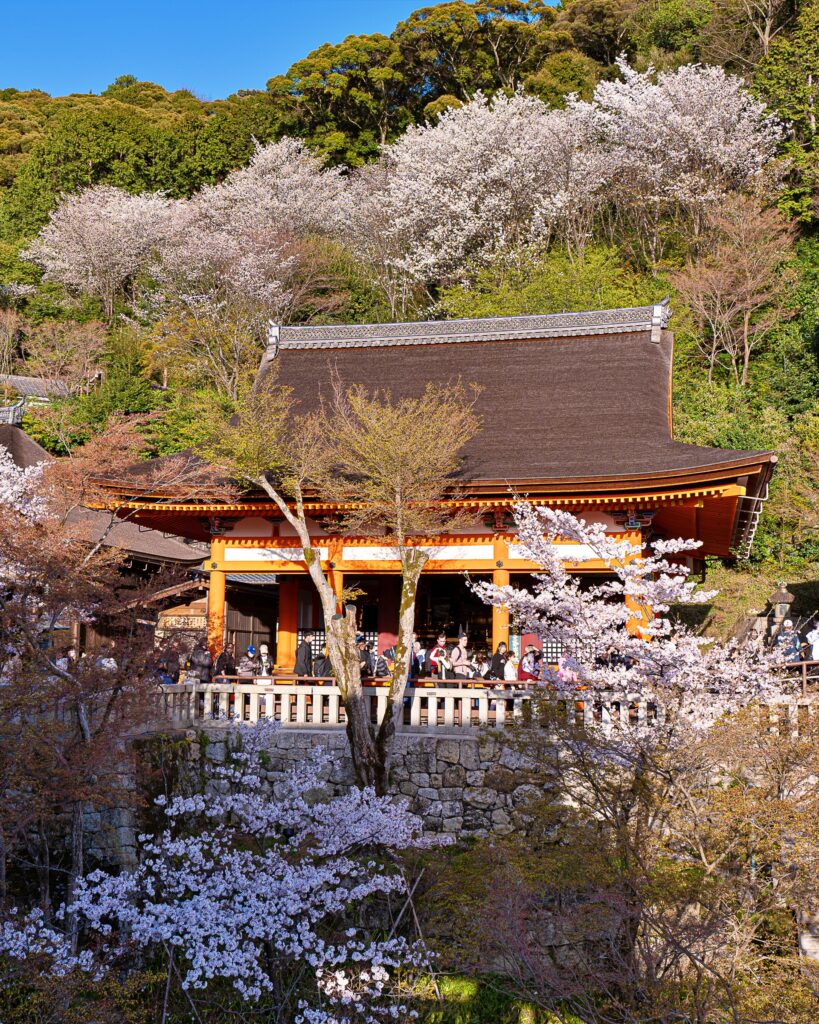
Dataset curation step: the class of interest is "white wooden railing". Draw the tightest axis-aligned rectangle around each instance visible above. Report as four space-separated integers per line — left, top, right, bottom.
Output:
159 679 817 735
0 400 24 424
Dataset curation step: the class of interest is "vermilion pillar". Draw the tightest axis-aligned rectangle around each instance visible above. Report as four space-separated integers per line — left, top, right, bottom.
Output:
207 570 226 655
327 538 344 613
624 530 653 638
329 569 344 613
491 535 510 653
277 577 299 669
625 593 653 637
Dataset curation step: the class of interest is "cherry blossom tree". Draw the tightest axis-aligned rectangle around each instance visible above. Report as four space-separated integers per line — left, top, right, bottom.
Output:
0 443 45 521
588 58 783 265
150 139 349 378
472 502 792 735
347 62 782 312
21 65 782 323
3 722 440 1022
22 185 175 320
156 138 345 314
192 137 346 239
346 91 611 315
0 422 231 945
451 504 812 1022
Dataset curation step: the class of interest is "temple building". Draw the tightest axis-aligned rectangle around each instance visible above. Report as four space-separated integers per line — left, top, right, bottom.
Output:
96 305 776 667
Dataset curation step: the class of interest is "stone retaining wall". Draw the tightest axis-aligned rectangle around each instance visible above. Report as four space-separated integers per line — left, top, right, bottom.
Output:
198 726 550 836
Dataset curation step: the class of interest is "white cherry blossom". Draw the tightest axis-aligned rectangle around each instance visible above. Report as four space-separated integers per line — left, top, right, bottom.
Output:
62 722 442 1018
472 503 793 736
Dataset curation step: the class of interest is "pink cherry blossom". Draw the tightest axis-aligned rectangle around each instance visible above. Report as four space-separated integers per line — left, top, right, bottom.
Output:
472 503 793 738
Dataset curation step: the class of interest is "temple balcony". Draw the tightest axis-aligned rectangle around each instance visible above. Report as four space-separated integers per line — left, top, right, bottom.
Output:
159 671 819 735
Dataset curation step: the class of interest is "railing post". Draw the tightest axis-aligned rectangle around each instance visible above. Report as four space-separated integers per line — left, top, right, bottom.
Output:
495 695 506 728
312 689 324 725
376 690 388 725
444 695 455 727
478 693 489 725
248 689 259 723
410 692 422 727
328 692 340 725
427 694 439 727
296 689 307 725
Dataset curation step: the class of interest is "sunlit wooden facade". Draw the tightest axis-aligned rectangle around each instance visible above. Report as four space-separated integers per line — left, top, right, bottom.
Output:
98 306 776 666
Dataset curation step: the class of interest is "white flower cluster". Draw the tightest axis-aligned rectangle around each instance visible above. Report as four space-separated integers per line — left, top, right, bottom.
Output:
0 908 97 977
22 185 175 317
57 721 441 1018
348 61 782 302
0 445 45 521
473 503 792 738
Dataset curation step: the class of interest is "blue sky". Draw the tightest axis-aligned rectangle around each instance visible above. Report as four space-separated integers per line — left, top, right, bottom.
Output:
4 1 422 100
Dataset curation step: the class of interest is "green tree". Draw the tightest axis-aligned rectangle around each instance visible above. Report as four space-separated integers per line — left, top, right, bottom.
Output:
393 0 554 105
553 0 640 65
525 48 601 105
0 90 282 241
630 0 713 62
268 34 410 165
756 1 819 220
146 386 237 456
438 243 659 318
0 90 52 189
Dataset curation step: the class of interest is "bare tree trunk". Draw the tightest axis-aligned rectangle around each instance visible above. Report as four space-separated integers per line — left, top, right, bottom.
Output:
373 552 427 795
327 601 380 789
36 821 51 922
256 476 381 788
0 828 6 903
741 310 752 386
66 801 84 954
730 348 740 387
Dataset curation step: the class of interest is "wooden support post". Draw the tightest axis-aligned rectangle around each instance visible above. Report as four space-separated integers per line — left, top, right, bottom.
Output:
624 530 653 637
492 535 510 653
328 538 344 613
277 577 299 670
207 570 226 656
625 593 653 637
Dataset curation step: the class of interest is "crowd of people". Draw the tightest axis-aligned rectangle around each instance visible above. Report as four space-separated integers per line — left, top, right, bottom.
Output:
159 630 587 688
51 618 819 691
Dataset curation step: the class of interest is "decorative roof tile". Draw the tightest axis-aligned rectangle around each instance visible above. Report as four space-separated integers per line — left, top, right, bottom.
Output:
274 304 671 351
0 374 69 399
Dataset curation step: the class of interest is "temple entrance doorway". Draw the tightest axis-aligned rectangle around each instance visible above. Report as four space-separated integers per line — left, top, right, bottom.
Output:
335 573 494 655
225 575 279 659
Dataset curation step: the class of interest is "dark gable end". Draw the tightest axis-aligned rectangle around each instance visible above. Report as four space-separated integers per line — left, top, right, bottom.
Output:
258 308 772 486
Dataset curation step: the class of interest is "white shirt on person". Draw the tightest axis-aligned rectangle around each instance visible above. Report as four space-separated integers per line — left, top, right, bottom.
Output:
807 627 819 662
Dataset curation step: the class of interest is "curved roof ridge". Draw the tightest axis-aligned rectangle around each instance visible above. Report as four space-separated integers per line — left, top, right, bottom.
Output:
275 303 671 351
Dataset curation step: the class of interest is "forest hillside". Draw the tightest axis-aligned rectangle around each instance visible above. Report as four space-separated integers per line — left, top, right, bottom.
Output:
1 0 817 631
